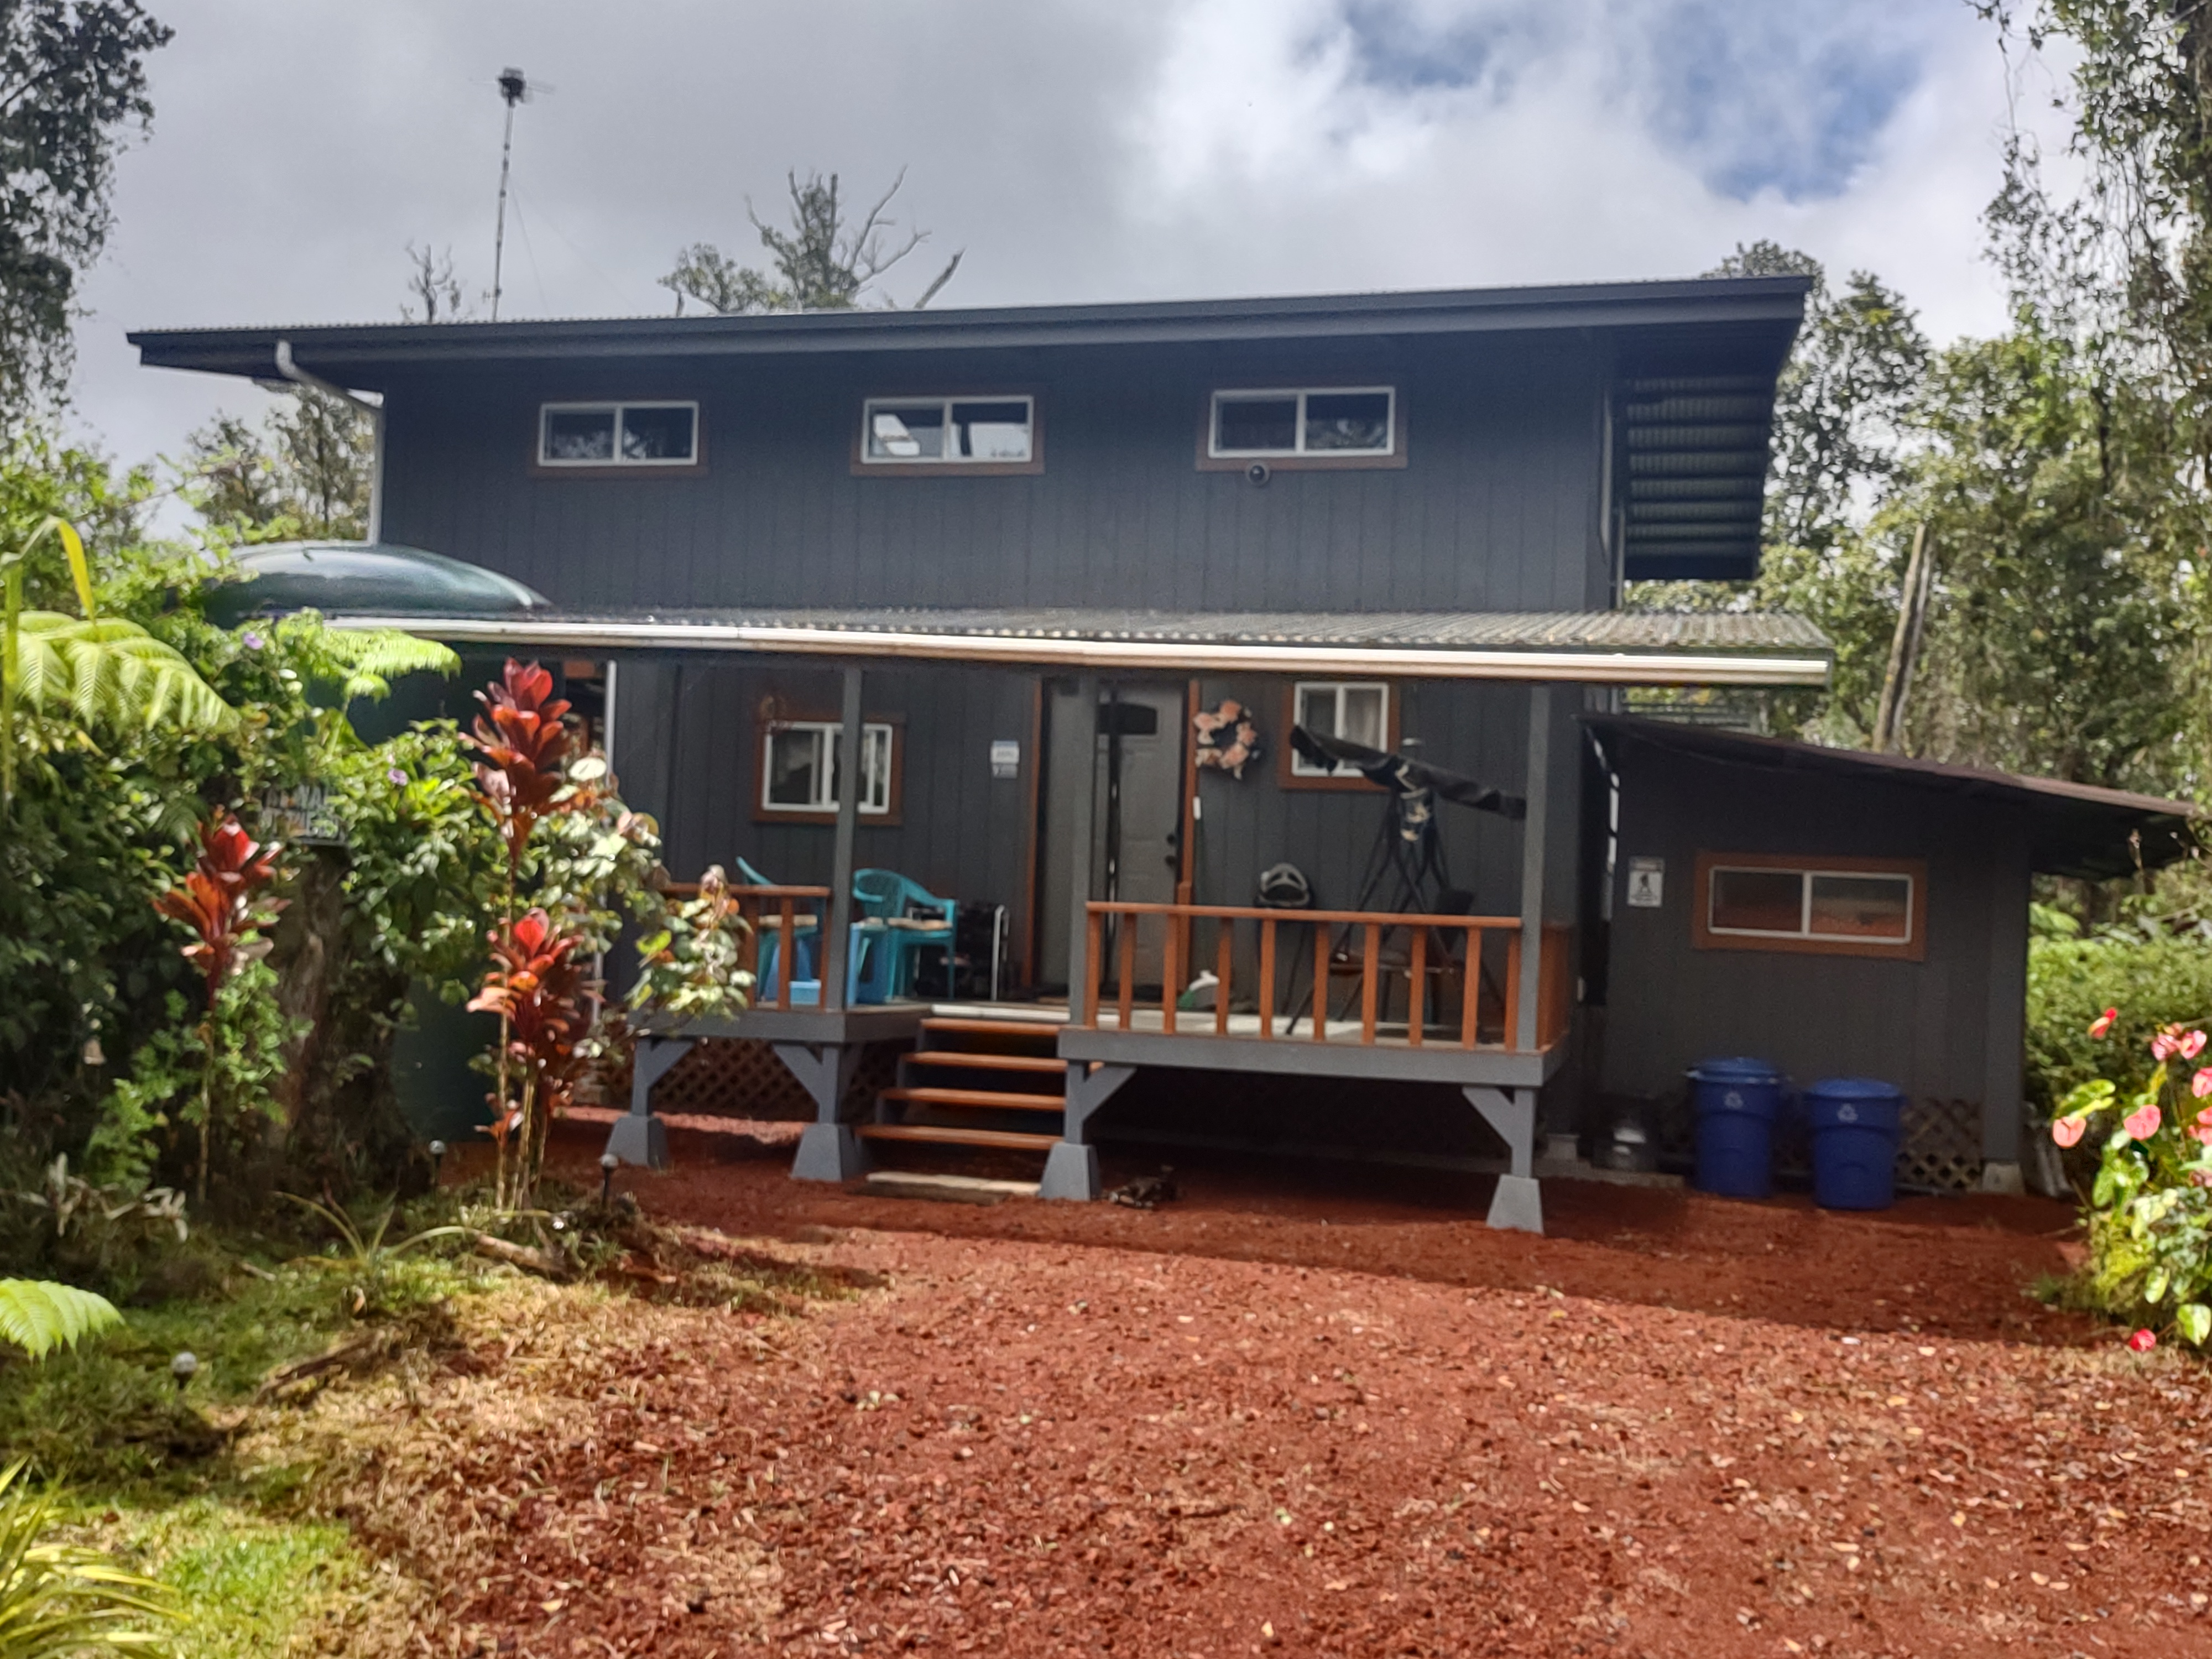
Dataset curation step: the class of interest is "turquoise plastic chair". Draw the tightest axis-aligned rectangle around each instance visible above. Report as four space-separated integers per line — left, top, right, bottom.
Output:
740 857 825 1003
851 869 956 1002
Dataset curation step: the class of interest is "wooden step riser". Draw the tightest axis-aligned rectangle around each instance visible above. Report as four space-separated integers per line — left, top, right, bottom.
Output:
904 1052 1067 1075
883 1086 1066 1115
858 1124 1058 1152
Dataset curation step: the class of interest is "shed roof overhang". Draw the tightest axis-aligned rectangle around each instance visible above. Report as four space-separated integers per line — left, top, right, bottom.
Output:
128 275 1810 383
1587 715 2199 880
324 606 1832 687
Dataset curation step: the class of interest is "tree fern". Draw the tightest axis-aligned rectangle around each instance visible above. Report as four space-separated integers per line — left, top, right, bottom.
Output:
0 1281 122 1361
0 1460 179 1656
9 615 235 734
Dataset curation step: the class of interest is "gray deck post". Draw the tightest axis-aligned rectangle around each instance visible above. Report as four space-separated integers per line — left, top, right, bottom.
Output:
605 1034 690 1168
1041 1061 1133 1200
785 1042 867 1182
1467 1085 1542 1233
792 666 868 1182
1044 673 1105 1198
818 665 864 1014
1515 683 1551 1055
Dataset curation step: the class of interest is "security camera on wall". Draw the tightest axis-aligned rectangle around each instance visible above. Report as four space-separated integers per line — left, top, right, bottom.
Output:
1246 461 1270 486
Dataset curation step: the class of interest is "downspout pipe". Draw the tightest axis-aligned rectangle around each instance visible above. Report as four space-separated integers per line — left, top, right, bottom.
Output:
273 339 385 544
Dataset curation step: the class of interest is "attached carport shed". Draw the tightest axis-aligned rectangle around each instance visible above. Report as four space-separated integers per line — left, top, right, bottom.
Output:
1587 717 2199 1191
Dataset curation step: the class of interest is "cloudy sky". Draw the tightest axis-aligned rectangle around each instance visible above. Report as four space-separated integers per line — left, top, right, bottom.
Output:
71 0 2059 479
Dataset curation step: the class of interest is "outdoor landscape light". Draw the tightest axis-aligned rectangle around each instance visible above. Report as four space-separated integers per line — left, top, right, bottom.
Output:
170 1352 197 1393
600 1151 619 1204
429 1140 447 1184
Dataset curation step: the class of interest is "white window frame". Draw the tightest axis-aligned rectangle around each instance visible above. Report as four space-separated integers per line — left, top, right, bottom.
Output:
859 395 1036 466
1209 386 1397 458
1705 864 1917 946
758 721 896 816
538 400 701 468
1290 680 1392 776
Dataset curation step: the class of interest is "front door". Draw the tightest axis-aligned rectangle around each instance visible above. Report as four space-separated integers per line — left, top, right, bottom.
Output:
1038 681 1186 994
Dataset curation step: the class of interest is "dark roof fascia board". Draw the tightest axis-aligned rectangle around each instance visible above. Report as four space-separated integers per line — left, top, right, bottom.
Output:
128 276 1812 382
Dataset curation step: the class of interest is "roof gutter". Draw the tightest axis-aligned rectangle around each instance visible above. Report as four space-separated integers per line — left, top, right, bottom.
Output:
272 340 385 542
326 614 1831 687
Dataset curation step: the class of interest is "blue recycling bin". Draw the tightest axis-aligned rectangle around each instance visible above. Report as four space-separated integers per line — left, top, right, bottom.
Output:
1690 1057 1783 1198
1805 1078 1904 1211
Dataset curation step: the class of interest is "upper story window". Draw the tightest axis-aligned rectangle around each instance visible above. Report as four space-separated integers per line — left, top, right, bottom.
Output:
1691 852 1926 961
860 396 1036 468
539 401 699 468
1210 387 1396 459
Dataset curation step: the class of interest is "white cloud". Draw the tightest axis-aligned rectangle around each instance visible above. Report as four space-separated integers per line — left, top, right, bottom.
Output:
65 0 2031 491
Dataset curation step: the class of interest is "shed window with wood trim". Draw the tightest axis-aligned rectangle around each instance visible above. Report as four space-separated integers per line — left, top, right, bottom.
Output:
859 395 1037 470
1691 852 1925 961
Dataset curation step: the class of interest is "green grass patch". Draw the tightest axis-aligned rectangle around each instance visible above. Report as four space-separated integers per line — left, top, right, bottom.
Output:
65 1493 377 1658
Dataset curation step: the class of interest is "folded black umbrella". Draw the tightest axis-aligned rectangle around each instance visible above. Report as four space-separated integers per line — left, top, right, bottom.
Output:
1290 726 1526 820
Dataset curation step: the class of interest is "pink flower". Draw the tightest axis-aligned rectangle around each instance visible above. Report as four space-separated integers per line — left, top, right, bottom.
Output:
2194 1070 2212 1100
2052 1117 2087 1149
2184 1031 2209 1061
2152 1025 2185 1061
2128 1329 2158 1353
2090 1008 2118 1039
2125 1102 2163 1141
2198 1105 2212 1126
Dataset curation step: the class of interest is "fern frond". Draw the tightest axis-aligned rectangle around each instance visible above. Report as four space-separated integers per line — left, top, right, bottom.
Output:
0 1281 123 1360
12 614 235 735
320 627 460 702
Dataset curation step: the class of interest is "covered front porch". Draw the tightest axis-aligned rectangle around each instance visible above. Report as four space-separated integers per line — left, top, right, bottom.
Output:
331 602 1830 1233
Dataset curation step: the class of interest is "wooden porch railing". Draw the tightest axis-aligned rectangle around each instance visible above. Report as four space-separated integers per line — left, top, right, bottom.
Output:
662 882 833 1010
1080 902 1572 1052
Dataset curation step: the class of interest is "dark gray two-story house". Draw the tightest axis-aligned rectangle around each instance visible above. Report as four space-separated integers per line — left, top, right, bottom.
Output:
132 278 2192 1228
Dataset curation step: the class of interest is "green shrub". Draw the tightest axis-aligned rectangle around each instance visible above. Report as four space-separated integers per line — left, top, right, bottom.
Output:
2026 931 2212 1114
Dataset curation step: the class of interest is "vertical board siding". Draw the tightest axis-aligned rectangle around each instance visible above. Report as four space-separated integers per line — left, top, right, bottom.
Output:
379 334 1610 617
1599 746 2018 1115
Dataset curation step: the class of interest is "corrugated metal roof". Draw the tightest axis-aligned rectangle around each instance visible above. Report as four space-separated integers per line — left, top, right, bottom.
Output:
389 605 1829 652
1588 716 2199 880
320 606 1832 686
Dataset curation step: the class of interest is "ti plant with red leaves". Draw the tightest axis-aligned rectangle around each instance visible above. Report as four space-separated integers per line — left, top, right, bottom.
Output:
466 908 590 1210
468 659 574 904
464 659 578 1194
152 814 286 1202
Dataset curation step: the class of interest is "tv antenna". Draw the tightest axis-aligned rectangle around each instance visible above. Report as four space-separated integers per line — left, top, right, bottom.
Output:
490 66 535 321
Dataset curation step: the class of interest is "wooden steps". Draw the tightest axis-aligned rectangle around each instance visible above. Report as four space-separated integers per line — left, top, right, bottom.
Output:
904 1051 1066 1076
858 1124 1059 1151
882 1086 1066 1114
920 1015 1063 1038
864 1013 1069 1169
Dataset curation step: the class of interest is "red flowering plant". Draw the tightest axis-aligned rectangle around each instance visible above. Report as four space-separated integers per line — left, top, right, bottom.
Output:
148 814 288 1202
459 660 671 1207
2051 1008 2212 1349
466 908 591 1210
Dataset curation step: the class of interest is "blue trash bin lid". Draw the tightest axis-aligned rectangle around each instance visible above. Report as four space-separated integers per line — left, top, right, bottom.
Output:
1804 1077 1903 1133
1689 1057 1780 1085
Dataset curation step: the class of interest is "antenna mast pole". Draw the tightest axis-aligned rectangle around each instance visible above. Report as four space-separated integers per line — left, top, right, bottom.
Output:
491 66 527 322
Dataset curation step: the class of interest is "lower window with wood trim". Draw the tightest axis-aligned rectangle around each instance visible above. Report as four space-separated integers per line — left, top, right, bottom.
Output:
755 716 903 825
1691 851 1926 961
